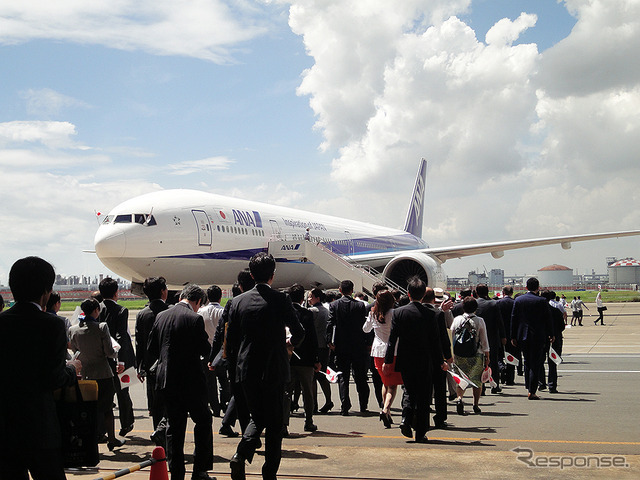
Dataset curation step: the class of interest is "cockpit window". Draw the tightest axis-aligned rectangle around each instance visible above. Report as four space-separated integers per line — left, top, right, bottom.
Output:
102 215 114 224
146 215 157 226
114 214 132 223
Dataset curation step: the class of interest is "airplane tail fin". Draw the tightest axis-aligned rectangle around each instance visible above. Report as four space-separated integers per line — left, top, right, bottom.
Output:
403 158 427 238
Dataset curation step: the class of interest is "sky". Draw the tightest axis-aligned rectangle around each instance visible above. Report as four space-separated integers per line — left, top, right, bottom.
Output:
1 0 640 285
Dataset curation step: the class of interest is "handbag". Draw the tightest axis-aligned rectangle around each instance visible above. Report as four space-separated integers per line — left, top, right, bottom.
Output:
55 380 100 468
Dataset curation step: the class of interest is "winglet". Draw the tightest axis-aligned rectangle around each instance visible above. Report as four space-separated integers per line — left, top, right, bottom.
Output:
403 158 427 238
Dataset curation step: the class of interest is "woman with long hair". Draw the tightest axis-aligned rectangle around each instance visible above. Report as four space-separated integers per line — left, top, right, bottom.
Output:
363 290 403 427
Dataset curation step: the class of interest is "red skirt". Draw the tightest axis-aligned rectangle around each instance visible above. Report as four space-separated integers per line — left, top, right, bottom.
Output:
374 356 403 386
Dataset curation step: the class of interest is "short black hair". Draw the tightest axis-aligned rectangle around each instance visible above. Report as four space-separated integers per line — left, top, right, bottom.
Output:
340 280 354 295
46 291 61 310
231 282 242 297
526 277 539 292
237 269 255 292
249 253 276 283
407 276 426 301
372 282 388 297
9 256 55 303
423 287 435 303
288 283 305 304
310 288 325 302
99 277 119 299
462 296 478 313
143 277 167 301
207 285 222 303
179 284 205 303
502 285 513 296
476 284 489 297
81 297 101 317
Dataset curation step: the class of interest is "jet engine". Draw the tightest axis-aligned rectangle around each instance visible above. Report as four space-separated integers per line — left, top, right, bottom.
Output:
382 252 446 290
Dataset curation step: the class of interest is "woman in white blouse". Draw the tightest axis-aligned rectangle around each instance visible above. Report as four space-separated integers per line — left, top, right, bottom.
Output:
363 290 402 428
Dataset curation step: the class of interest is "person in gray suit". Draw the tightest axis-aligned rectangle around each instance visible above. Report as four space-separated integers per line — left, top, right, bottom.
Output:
0 256 81 479
227 253 305 480
70 298 124 451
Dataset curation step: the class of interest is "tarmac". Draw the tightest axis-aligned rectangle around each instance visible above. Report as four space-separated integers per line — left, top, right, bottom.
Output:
61 302 640 480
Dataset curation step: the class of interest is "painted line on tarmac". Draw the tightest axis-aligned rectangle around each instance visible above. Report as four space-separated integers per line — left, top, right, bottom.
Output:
565 354 640 357
558 369 640 373
364 434 640 446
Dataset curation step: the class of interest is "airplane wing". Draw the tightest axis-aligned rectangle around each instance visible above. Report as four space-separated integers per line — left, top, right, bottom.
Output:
349 230 640 264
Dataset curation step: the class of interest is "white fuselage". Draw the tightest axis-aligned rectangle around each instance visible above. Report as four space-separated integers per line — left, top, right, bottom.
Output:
94 189 428 290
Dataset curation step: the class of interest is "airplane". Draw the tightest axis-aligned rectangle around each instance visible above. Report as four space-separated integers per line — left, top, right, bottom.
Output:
94 158 640 294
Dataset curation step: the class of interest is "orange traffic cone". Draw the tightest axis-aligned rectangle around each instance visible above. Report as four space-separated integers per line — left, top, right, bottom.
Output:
149 446 168 480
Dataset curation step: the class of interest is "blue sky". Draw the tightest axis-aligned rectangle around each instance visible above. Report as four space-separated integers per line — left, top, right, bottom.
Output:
2 0 640 285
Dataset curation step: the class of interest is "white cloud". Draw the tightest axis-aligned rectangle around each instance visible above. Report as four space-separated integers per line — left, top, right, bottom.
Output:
0 121 81 148
20 88 90 117
0 0 271 63
167 156 235 175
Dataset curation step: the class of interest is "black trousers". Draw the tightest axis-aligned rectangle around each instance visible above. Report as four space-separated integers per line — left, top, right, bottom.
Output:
335 349 370 412
521 341 546 395
432 367 447 424
314 347 332 408
163 388 213 479
236 380 285 480
401 369 433 439
0 448 66 480
114 382 135 430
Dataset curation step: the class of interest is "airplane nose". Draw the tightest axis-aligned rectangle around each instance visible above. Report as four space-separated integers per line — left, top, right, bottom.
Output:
94 228 126 258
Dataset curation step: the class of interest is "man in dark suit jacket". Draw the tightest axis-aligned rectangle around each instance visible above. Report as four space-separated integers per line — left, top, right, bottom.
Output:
383 277 447 443
510 277 554 400
135 276 169 442
99 277 136 436
475 284 506 394
423 287 452 429
148 284 214 480
227 253 304 480
498 286 520 384
326 280 370 415
0 257 80 479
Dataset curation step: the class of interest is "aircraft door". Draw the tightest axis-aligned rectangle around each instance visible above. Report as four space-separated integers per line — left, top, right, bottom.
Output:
345 230 354 255
192 210 212 246
269 219 282 240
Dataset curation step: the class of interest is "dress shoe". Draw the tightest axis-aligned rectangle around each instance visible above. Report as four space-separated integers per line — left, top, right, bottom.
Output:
415 435 429 443
359 408 371 416
491 386 502 394
319 401 334 413
304 422 318 432
456 399 465 416
433 421 448 429
399 422 413 438
528 393 540 400
230 453 246 480
191 472 216 480
340 410 350 416
107 438 125 451
119 424 134 436
219 425 239 437
549 388 558 394
538 384 547 391
472 405 481 414
281 426 290 438
150 430 166 446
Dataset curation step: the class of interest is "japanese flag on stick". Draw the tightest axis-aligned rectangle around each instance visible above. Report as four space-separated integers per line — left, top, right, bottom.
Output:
448 370 469 390
549 346 563 365
323 366 342 383
119 367 141 389
504 353 520 366
451 363 477 388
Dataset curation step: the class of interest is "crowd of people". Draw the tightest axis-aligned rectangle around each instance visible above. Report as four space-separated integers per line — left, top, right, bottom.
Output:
1 253 601 479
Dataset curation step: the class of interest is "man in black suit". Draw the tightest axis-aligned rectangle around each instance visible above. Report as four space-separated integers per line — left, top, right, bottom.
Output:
0 256 81 479
326 280 370 415
148 284 214 480
475 284 506 394
423 287 453 429
135 276 169 444
383 277 448 443
99 277 136 436
227 253 304 480
498 285 520 384
510 277 554 400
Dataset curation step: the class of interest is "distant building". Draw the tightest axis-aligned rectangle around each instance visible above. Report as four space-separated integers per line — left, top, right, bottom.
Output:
608 258 640 285
538 264 573 287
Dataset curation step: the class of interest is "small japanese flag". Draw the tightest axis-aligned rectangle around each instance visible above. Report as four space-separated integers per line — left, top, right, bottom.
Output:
323 366 342 383
451 363 477 388
489 376 498 388
119 367 141 389
448 370 469 390
549 346 562 365
504 353 520 366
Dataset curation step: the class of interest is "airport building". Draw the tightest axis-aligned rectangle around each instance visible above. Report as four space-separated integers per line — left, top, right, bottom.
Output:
608 258 640 286
538 264 574 287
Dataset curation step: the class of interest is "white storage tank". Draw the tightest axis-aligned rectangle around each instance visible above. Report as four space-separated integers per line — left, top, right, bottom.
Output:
538 264 573 287
608 259 640 284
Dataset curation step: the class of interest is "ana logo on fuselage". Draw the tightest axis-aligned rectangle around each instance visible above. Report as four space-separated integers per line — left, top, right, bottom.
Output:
281 244 301 251
233 209 263 228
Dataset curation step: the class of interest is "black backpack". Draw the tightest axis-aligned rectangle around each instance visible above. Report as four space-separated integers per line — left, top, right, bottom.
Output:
453 316 478 357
